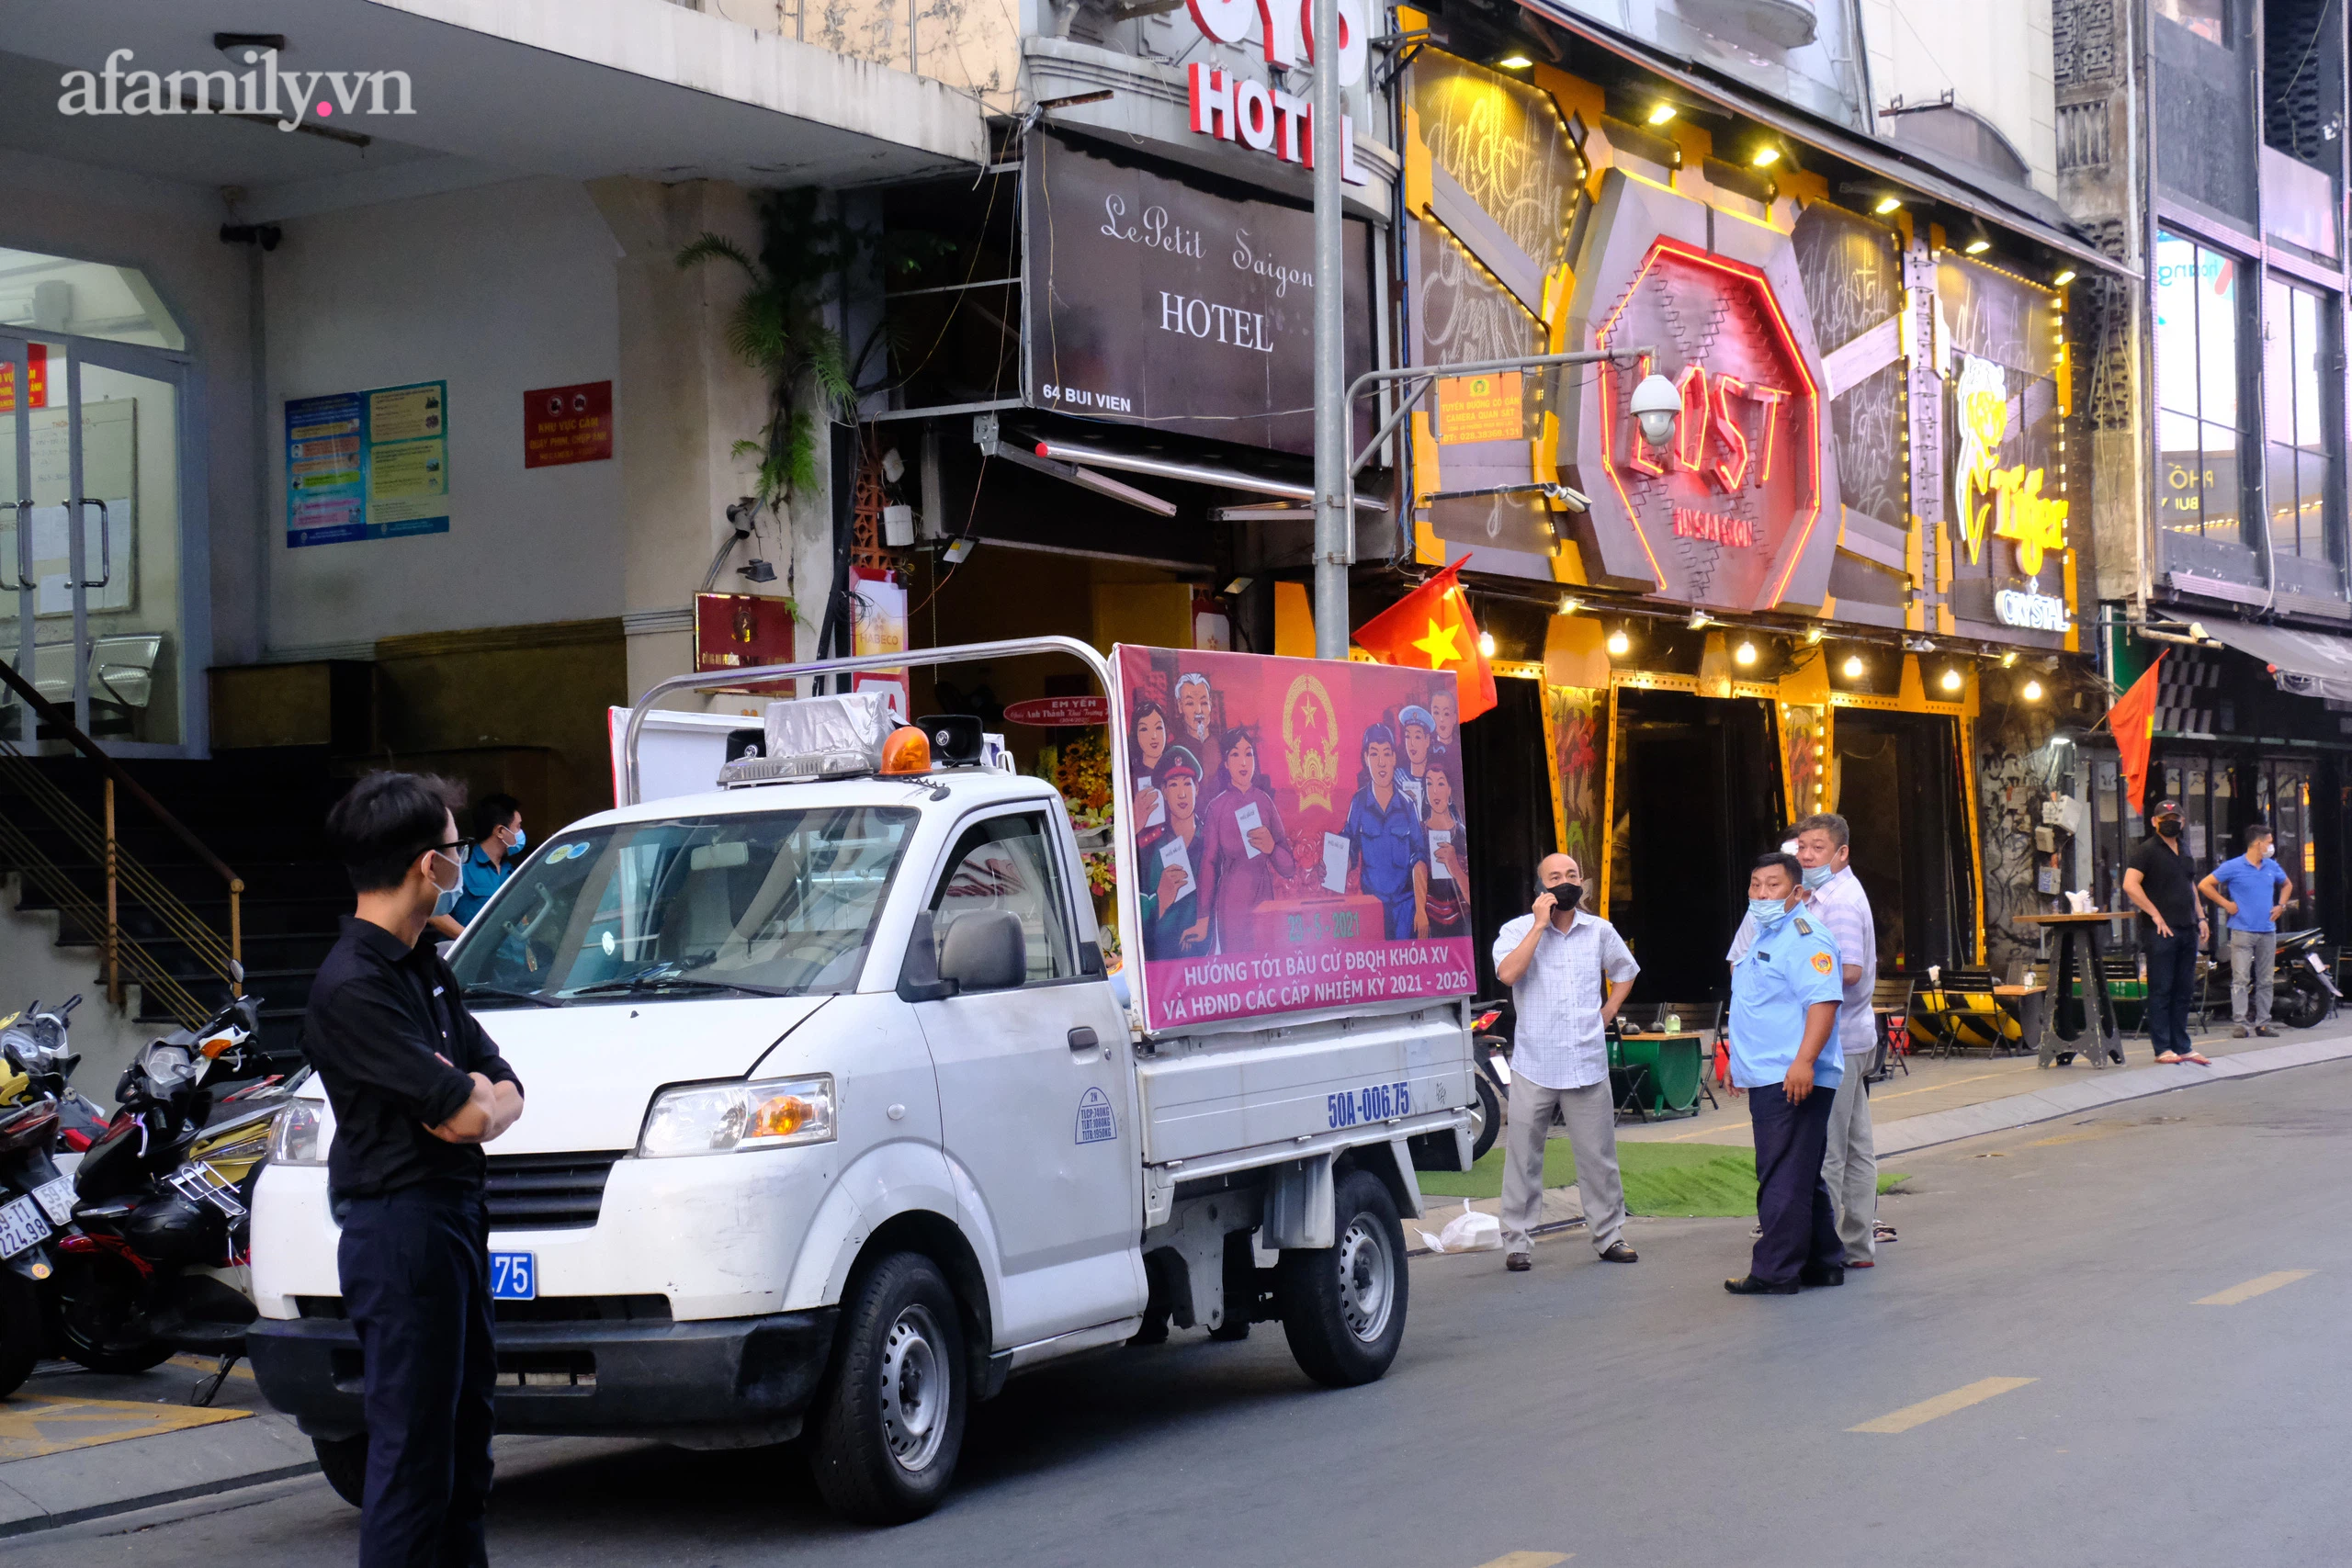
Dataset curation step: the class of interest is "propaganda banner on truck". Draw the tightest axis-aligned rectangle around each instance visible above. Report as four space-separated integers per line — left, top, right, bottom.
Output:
1112 645 1476 1033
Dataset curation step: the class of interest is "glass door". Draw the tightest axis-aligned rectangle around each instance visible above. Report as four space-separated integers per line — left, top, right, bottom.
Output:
0 330 186 746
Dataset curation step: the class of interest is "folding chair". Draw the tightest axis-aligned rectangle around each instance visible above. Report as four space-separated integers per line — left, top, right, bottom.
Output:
1870 976 1915 1079
1917 969 2021 1056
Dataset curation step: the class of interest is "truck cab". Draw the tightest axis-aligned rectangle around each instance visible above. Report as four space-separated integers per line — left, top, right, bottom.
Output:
247 638 1475 1522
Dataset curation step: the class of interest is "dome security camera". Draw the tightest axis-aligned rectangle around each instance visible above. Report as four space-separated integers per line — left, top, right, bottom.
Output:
1630 372 1682 448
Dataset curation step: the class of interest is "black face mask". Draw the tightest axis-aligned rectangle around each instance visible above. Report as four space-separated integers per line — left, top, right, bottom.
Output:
2156 818 2181 839
1541 878 1580 901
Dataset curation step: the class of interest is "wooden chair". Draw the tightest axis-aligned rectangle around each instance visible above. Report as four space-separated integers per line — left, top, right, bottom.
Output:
1870 976 1915 1080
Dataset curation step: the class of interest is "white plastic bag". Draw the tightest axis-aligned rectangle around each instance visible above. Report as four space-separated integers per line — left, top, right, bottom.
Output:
1417 1200 1502 1253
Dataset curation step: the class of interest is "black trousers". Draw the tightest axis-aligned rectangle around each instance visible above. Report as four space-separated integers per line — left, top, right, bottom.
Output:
1747 1081 1841 1285
2143 926 2199 1056
337 1181 496 1568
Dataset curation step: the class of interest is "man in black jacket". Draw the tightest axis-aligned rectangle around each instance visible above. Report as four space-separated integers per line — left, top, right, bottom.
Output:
307 773 524 1568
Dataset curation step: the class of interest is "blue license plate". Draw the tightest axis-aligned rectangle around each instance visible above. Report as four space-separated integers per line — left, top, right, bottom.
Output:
490 1251 536 1301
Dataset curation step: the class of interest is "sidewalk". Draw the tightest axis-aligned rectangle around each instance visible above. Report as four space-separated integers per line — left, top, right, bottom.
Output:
1414 1011 2352 1243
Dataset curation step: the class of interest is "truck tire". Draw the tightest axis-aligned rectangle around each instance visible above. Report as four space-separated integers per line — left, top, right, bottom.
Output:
810 1252 967 1525
1468 1073 1502 1164
1276 1168 1408 1388
313 1434 368 1507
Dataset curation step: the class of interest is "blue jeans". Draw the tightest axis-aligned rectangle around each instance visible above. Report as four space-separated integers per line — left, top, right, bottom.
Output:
2143 926 2199 1056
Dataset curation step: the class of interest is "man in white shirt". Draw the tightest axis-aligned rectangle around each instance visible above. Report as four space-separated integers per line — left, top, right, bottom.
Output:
1492 852 1641 1271
1726 815 1887 1264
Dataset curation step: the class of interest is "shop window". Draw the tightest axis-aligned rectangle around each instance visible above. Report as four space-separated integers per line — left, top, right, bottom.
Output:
2154 233 2250 548
2158 0 2229 45
2261 278 2340 581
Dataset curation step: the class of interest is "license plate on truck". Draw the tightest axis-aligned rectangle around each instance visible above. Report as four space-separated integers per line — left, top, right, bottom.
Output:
490 1252 536 1301
0 1195 49 1259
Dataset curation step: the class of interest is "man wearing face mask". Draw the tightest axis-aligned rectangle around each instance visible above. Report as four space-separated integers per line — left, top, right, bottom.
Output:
428 793 526 943
2199 820 2292 1043
303 773 524 1568
2124 799 2208 1063
1492 853 1641 1272
1724 851 1846 1295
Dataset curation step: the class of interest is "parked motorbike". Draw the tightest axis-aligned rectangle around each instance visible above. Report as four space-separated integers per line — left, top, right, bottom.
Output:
55 994 292 1392
2268 929 2340 1030
0 1004 91 1396
1467 1005 1509 1163
0 997 114 1152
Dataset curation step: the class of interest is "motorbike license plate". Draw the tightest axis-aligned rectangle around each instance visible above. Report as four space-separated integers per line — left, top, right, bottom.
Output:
0 1195 49 1260
489 1252 536 1302
30 1176 75 1227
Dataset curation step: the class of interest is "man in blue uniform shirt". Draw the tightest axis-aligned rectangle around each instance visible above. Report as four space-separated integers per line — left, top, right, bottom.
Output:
1725 851 1848 1295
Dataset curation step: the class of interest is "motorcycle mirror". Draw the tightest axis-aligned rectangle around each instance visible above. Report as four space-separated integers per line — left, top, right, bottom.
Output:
228 961 244 985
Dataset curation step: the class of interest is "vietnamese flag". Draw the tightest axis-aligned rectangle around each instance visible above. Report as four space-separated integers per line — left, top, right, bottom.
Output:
1352 557 1498 721
2101 650 2165 813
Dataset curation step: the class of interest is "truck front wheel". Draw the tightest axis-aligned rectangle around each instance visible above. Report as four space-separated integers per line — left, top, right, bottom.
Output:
810 1252 968 1525
1276 1168 1408 1387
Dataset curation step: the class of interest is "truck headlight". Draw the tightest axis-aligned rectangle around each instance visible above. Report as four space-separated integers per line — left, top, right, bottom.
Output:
269 1100 329 1167
637 1075 835 1158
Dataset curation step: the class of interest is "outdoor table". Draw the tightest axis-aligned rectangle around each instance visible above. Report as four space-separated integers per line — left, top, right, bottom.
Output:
1993 984 2050 1060
2012 912 2130 1069
1610 1032 1704 1119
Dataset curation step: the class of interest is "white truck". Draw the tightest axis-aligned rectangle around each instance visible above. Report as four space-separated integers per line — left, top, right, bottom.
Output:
247 637 1476 1523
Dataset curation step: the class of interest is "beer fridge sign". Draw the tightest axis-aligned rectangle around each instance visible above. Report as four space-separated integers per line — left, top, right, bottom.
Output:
1024 132 1371 455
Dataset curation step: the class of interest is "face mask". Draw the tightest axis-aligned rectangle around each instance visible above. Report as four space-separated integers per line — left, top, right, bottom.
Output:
1541 877 1579 900
1801 863 1834 891
430 849 463 919
507 827 526 853
1747 896 1793 930
2155 819 2180 839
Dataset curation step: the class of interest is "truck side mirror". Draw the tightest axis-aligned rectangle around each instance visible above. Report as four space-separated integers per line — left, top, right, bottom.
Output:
938 909 1026 993
897 909 956 1003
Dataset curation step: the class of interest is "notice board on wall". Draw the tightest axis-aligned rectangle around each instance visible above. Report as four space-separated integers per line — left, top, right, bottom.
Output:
285 379 450 547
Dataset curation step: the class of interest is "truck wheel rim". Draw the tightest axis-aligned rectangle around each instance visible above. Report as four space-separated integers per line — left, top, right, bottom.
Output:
1336 1217 1394 1342
879 1304 949 1472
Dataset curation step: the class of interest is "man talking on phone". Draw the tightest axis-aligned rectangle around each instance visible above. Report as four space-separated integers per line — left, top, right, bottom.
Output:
1491 853 1641 1272
304 773 525 1567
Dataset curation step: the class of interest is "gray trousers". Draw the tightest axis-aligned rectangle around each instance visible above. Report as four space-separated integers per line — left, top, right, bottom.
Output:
1819 1050 1876 1262
1498 1075 1624 1255
2229 931 2277 1024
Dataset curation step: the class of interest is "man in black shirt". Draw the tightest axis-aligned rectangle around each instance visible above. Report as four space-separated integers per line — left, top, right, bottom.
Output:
2121 797 2211 1066
307 773 523 1568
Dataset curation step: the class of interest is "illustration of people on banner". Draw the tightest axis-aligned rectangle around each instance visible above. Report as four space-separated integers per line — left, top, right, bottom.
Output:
1113 647 1477 1032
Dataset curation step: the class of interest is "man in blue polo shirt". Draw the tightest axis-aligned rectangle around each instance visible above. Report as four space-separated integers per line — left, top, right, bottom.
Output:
2199 821 2294 1038
1724 850 1847 1296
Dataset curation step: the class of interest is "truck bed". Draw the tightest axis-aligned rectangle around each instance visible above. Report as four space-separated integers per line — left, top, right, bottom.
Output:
1132 1001 1475 1173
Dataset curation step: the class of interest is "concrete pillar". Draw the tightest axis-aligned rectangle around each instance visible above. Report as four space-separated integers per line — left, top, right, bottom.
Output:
589 178 823 710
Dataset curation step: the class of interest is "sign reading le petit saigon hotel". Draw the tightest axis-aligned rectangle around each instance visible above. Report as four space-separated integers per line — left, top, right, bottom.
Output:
1024 133 1372 455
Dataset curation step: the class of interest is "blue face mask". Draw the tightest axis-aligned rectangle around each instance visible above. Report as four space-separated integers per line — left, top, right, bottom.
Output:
431 851 463 919
1747 896 1794 930
509 828 526 853
1801 863 1834 891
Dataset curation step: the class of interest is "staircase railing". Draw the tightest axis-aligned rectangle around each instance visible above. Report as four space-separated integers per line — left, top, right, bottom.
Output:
0 660 242 1030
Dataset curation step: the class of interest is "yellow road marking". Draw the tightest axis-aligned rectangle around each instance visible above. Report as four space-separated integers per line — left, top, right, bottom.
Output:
1474 1555 1569 1568
1849 1377 2037 1434
2025 1124 2130 1149
0 1393 248 1461
2194 1269 2312 1306
166 1353 256 1381
1875 1066 2032 1102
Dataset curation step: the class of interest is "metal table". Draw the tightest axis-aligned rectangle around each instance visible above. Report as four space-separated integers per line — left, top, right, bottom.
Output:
2012 911 2131 1069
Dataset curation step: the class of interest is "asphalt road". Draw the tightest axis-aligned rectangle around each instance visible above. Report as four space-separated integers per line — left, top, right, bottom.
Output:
21 1060 2352 1568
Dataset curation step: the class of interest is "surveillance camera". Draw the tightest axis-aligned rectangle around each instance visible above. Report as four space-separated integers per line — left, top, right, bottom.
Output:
1629 372 1681 447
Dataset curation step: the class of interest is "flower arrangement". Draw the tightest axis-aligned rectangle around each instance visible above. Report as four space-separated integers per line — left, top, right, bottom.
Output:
1054 729 1117 900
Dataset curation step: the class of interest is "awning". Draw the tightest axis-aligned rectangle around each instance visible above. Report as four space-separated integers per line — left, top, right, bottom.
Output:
2199 619 2352 701
1515 0 2136 280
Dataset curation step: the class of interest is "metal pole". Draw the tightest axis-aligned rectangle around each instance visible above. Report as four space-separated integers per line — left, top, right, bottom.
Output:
103 776 119 1010
1309 0 1347 659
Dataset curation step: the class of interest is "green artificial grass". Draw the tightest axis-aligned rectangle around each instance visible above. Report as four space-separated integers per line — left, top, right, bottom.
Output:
1877 1171 1911 1194
1419 1141 1760 1216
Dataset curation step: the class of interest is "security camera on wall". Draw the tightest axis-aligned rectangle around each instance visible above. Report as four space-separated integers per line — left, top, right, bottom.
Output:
1629 372 1681 447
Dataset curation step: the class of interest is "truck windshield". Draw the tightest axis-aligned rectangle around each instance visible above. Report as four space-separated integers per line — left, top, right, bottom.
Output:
447 807 917 1005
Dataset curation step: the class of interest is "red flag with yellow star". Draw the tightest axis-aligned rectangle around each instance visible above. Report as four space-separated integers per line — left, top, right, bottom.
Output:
1351 558 1498 721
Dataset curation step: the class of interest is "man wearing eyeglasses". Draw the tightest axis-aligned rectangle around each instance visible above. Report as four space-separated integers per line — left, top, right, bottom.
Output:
304 772 524 1568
